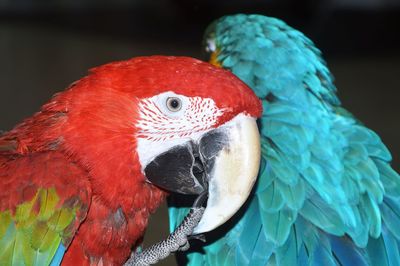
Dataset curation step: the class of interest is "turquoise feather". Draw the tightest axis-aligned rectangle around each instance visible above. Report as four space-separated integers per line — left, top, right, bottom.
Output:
49 244 65 266
169 14 400 265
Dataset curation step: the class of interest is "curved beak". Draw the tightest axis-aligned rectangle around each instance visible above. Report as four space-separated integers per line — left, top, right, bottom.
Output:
193 114 260 233
144 114 260 234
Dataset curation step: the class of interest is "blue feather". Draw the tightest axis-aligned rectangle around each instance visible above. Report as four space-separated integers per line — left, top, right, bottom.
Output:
235 200 263 264
49 243 65 266
248 228 274 265
330 235 370 266
381 226 400 265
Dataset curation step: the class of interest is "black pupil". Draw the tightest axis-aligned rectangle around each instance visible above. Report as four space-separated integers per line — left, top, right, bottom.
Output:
170 99 179 109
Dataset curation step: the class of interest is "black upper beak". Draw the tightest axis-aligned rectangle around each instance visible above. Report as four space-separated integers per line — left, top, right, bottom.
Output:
144 128 229 195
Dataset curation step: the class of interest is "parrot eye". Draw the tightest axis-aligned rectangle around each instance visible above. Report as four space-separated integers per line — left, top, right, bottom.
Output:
151 92 188 117
166 97 182 112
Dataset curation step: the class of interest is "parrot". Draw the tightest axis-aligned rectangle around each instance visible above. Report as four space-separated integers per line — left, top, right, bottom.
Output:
0 55 263 265
168 14 400 266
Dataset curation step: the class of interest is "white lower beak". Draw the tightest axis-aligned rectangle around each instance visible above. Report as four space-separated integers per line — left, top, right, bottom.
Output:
193 114 261 234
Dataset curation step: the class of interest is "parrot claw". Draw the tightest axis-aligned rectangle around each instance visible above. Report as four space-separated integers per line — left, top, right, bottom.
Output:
192 191 208 208
188 233 206 242
178 241 190 251
124 206 205 266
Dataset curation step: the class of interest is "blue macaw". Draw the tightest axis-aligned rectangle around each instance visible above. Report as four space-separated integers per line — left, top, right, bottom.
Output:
169 14 400 265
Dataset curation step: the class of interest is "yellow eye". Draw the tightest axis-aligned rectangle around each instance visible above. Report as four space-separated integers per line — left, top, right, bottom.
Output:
166 97 182 112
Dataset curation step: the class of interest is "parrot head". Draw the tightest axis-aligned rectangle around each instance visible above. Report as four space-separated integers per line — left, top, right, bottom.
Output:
203 14 338 103
57 56 262 234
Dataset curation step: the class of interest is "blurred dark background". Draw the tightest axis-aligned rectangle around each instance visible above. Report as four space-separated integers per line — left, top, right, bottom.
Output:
0 1 399 265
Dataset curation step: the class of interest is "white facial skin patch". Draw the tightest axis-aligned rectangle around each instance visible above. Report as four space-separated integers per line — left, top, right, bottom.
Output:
136 91 225 169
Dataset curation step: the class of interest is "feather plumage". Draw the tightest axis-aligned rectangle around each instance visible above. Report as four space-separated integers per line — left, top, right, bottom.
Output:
169 14 400 265
0 151 91 266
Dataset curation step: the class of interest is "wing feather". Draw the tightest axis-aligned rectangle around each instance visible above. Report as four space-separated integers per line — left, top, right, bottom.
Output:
0 150 91 265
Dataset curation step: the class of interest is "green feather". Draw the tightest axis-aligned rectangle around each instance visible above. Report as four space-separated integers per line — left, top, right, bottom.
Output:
0 188 78 266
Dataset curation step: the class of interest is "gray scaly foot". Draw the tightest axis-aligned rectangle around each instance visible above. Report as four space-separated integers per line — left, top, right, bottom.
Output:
124 207 205 266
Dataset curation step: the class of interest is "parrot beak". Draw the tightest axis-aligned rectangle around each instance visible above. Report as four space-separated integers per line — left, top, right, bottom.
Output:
144 114 260 233
193 114 260 233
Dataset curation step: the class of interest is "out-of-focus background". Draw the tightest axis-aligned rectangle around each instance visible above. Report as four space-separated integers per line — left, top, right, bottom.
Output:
0 1 399 265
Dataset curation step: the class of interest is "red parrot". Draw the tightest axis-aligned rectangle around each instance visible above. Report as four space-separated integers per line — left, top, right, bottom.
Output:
0 56 262 265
